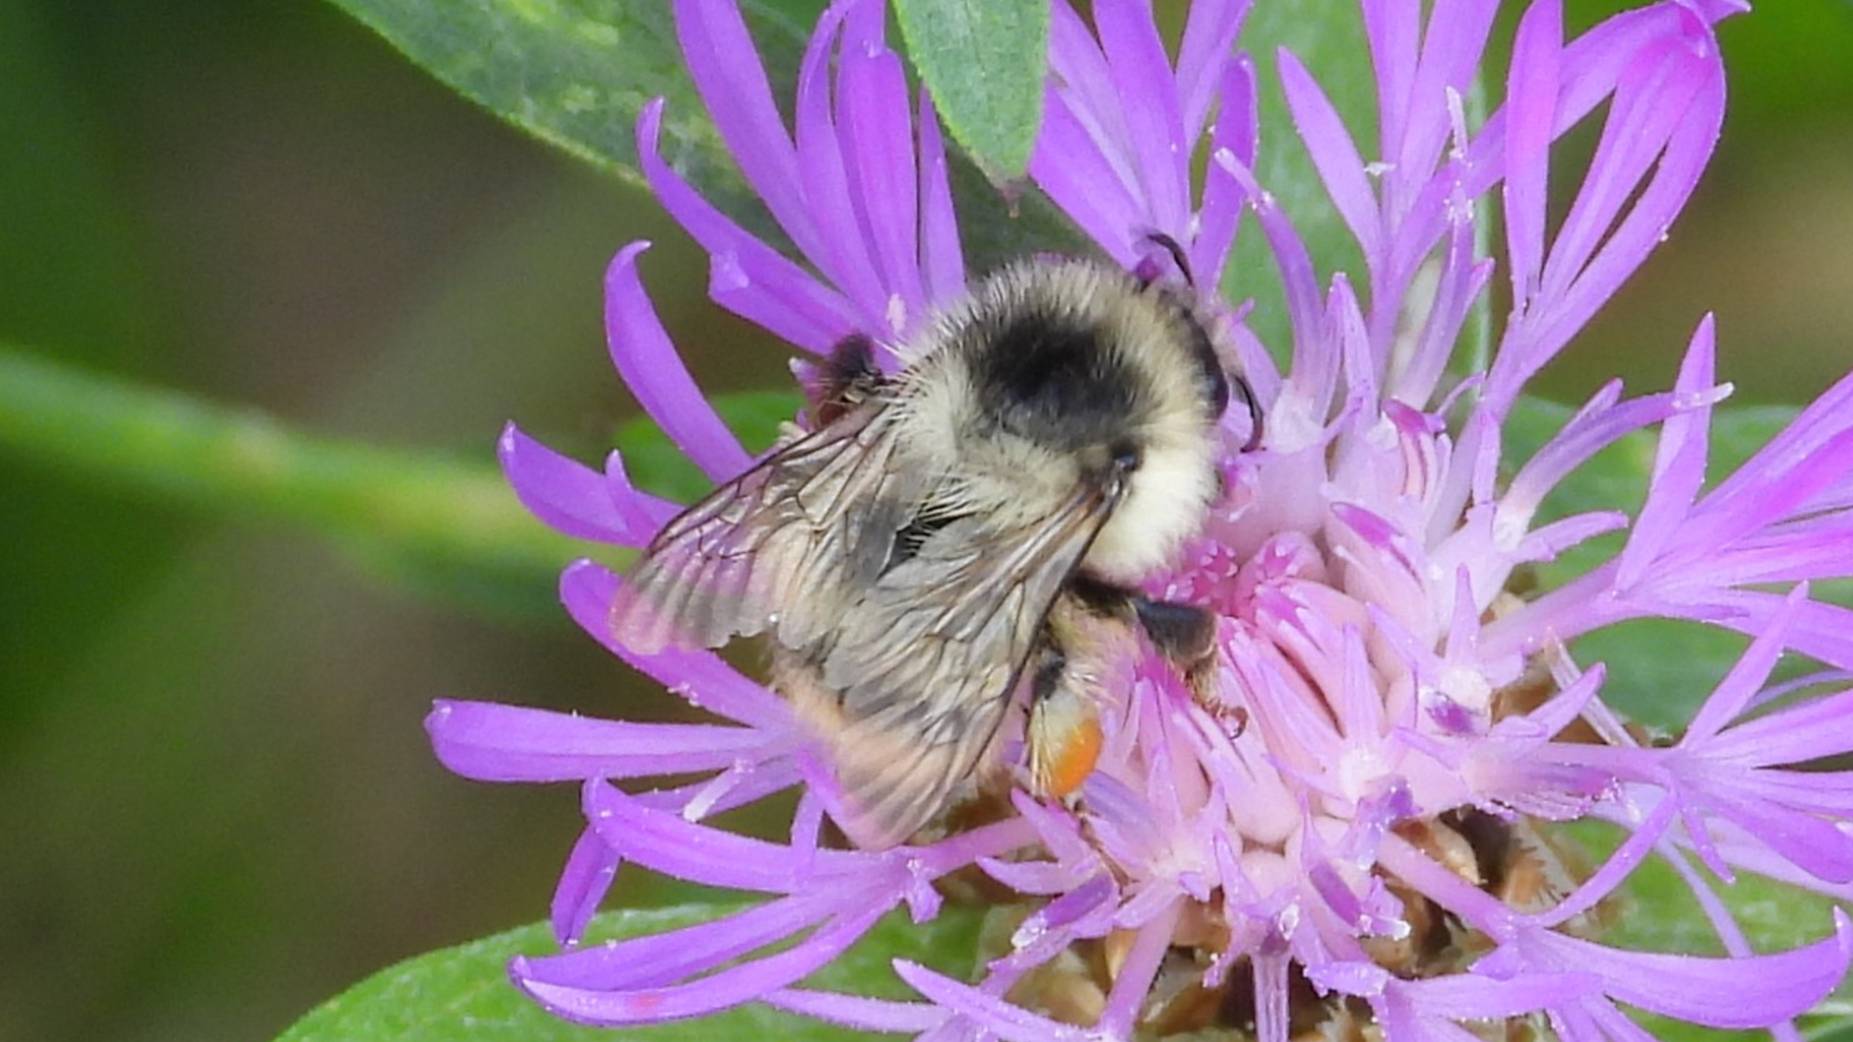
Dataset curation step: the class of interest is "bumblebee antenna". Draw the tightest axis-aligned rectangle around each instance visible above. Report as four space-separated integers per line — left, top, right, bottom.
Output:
1137 231 1195 289
1234 372 1264 452
1133 231 1255 447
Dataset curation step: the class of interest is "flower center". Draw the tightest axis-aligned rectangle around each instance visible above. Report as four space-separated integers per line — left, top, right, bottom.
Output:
981 425 1610 1038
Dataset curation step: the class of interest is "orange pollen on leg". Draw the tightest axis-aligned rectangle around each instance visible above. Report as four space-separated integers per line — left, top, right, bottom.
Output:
1036 715 1104 798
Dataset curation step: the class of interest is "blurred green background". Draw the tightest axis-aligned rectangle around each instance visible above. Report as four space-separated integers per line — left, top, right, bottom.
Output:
2 2 1850 1040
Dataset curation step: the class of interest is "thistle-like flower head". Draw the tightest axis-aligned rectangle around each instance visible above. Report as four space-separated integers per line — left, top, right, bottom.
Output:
431 0 1853 1038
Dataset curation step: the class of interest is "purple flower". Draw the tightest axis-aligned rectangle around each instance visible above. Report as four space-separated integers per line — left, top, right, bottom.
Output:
432 0 1853 1038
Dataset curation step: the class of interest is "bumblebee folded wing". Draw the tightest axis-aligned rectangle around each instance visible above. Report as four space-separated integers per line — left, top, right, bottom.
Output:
609 404 913 654
796 486 1118 849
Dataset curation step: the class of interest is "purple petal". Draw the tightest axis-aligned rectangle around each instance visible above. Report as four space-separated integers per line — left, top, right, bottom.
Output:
1681 426 1853 565
1691 783 1853 883
893 961 1087 1042
1361 0 1419 165
1255 951 1291 1042
1392 0 1497 208
1389 189 1489 407
1332 275 1377 411
1649 589 1853 674
1521 60 1722 383
1684 584 1807 743
1705 687 1853 766
1193 59 1258 286
792 2 889 326
1540 40 1706 301
1401 4 1689 286
1503 0 1561 306
522 892 835 989
1513 663 1608 742
1094 0 1189 235
582 780 863 892
603 450 680 536
671 0 819 262
604 242 751 481
636 102 859 351
634 756 802 819
426 699 785 782
1176 0 1251 138
1498 387 1691 540
1045 1 1140 198
517 900 890 1025
1030 91 1145 265
1332 624 1386 738
1524 913 1853 1028
1098 900 1181 1039
915 90 964 309
1513 510 1629 564
1279 48 1381 261
1697 516 1853 586
1379 833 1516 938
1692 367 1853 543
977 858 1075 896
1389 971 1599 1022
763 988 949 1033
1530 795 1680 927
498 423 643 545
1615 316 1717 587
837 20 924 333
1715 770 1853 818
1227 306 1284 407
551 826 621 946
559 560 793 730
1217 153 1325 388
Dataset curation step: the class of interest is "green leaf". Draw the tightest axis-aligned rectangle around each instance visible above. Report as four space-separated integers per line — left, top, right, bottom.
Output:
892 0 1047 181
1564 819 1851 1042
324 0 803 211
276 902 983 1042
323 0 1398 293
323 0 1084 270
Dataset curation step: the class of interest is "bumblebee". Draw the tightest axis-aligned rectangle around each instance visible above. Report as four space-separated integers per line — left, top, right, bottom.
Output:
613 254 1259 848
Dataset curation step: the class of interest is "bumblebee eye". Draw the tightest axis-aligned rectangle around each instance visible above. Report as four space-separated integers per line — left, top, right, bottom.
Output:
1110 438 1141 473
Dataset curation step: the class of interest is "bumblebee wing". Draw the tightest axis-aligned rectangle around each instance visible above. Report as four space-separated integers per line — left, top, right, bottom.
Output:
609 403 915 654
802 482 1121 848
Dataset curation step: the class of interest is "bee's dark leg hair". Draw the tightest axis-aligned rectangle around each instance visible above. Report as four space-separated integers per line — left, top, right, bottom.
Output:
1137 231 1196 289
1234 371 1264 452
810 333 886 426
1131 597 1218 670
1067 576 1218 673
1066 574 1138 619
1029 641 1068 704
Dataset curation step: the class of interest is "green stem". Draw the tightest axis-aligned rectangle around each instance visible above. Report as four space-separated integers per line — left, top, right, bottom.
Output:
0 346 590 583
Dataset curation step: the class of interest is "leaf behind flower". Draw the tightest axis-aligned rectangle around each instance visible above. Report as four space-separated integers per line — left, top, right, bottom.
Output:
892 0 1047 181
276 902 983 1042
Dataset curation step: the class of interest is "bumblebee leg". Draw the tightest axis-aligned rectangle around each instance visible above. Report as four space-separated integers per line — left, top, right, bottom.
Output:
1027 639 1104 800
1131 596 1244 731
1068 578 1220 686
1131 597 1217 668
